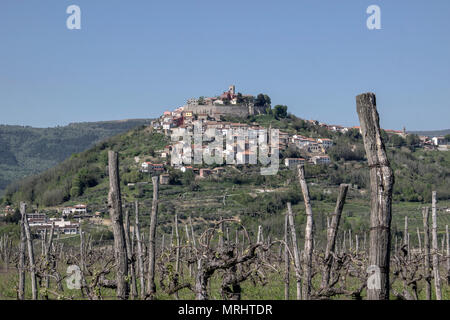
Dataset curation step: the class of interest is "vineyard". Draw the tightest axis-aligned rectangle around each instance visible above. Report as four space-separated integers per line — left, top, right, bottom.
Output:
0 94 449 301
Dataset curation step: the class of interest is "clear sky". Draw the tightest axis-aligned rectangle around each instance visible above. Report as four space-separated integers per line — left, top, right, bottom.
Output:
0 0 449 130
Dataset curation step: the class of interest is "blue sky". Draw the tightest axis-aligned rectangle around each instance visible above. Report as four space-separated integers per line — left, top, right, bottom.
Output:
0 0 449 130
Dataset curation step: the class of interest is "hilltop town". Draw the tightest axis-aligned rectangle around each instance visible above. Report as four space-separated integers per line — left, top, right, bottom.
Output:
1 86 449 238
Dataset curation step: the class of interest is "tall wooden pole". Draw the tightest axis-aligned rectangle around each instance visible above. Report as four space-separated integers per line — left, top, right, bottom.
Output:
446 224 449 285
422 207 432 300
124 207 138 299
147 176 159 299
284 214 290 300
321 184 348 289
18 202 27 300
287 202 302 300
134 200 146 299
297 164 313 300
23 205 37 300
107 150 129 300
356 93 394 300
431 191 442 300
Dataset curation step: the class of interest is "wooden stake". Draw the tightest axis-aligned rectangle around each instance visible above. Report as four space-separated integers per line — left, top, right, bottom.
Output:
23 205 37 300
134 200 146 299
356 93 394 300
297 164 313 300
431 191 442 300
147 176 159 299
287 202 302 300
321 184 348 289
18 202 26 300
107 150 129 300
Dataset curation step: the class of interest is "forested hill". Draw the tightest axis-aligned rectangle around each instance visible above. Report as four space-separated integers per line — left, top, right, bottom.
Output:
409 129 450 137
0 119 151 195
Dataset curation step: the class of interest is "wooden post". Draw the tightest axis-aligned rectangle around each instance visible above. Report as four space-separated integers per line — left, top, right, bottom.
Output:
416 227 422 253
147 176 159 299
23 205 37 300
422 207 432 300
173 213 181 299
321 184 348 289
284 214 290 300
287 202 302 300
124 207 138 299
446 225 449 285
189 216 197 249
43 222 54 297
18 202 27 300
431 191 442 300
219 217 224 248
107 150 129 300
134 201 146 299
356 93 394 300
297 164 313 300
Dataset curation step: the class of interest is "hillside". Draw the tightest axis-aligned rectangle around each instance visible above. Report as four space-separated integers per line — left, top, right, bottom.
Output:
0 119 151 195
409 129 450 137
2 114 449 246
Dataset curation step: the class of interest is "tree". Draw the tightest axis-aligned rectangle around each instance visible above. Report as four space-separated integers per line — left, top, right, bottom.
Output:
389 134 406 147
406 134 420 147
273 105 288 119
236 92 244 104
198 96 205 105
254 93 271 107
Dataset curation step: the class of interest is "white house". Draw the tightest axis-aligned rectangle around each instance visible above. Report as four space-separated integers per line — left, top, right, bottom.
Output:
284 158 305 168
62 204 87 215
432 136 447 146
318 138 333 148
311 155 331 165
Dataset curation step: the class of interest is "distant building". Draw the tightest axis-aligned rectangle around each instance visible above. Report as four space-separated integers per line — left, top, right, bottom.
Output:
318 138 333 148
199 168 212 178
311 155 331 165
284 158 305 168
62 204 87 216
160 174 170 185
432 136 447 146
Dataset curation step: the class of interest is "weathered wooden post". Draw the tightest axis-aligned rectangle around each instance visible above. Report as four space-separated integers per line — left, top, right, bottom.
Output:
297 164 314 300
124 207 138 299
446 224 449 285
422 207 432 300
416 227 422 253
284 214 290 300
431 191 442 300
23 205 37 300
174 213 181 299
134 200 146 299
18 202 27 300
147 175 159 299
356 93 394 300
107 150 129 300
287 202 302 300
321 184 348 289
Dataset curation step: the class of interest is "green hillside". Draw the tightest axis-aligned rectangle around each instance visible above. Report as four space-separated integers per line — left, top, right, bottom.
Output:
0 119 151 195
1 114 449 246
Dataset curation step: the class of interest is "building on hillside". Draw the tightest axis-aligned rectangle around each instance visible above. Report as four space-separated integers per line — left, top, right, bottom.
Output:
307 142 322 153
62 205 87 216
318 138 333 148
311 155 331 165
199 168 212 178
284 158 305 168
160 174 170 185
432 136 447 146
